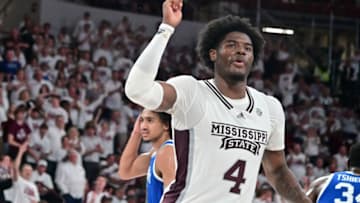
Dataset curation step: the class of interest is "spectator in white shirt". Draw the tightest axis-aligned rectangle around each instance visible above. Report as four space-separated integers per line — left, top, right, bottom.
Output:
82 121 103 184
286 143 307 181
303 127 320 164
98 121 115 159
28 68 53 99
252 183 277 203
31 160 53 190
333 144 349 171
52 47 67 67
55 136 73 163
38 47 55 68
0 84 9 113
44 94 68 127
104 69 124 111
77 23 94 52
95 57 112 84
86 176 108 203
78 51 95 79
57 26 71 48
68 126 83 153
100 154 121 185
312 157 326 179
55 149 87 203
6 143 40 203
26 107 45 133
112 53 133 77
111 184 128 203
76 92 107 130
93 41 113 66
73 11 96 38
109 109 132 154
27 123 51 166
46 115 66 179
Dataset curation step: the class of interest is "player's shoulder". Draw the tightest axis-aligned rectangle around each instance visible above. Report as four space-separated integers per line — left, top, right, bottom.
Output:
247 86 283 109
307 174 332 201
155 143 175 169
157 142 175 158
166 75 199 85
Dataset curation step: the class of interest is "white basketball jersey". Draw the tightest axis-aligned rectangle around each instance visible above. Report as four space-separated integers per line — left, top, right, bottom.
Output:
162 76 285 203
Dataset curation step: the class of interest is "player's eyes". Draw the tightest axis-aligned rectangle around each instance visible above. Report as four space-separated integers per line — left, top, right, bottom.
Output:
245 46 252 52
226 43 236 48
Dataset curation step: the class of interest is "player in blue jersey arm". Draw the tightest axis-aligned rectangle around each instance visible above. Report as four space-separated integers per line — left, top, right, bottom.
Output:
124 0 311 202
307 143 360 203
118 109 175 203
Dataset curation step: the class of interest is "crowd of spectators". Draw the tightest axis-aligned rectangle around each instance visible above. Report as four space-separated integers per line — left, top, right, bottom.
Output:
80 0 360 20
0 7 359 203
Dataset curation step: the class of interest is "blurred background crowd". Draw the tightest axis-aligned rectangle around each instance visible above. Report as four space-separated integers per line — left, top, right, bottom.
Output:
0 0 359 202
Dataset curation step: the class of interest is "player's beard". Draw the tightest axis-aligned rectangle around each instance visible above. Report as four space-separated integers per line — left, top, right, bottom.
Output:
228 72 247 83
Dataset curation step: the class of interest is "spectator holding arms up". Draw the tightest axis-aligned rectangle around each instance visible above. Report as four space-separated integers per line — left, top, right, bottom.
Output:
6 142 40 203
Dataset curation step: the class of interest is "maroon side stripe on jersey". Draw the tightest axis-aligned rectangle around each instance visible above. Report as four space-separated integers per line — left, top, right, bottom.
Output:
162 130 190 203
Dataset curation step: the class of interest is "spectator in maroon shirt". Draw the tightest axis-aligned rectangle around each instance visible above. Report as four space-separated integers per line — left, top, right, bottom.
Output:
7 104 31 159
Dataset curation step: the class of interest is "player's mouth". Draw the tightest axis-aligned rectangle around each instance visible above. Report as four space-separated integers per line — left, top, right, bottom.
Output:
141 131 150 136
231 59 245 68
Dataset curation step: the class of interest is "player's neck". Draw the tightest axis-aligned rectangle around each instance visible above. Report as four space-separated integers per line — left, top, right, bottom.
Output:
213 76 247 99
152 134 170 150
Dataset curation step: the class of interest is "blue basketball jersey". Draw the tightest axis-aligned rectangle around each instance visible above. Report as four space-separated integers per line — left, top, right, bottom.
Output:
317 171 360 203
146 140 174 203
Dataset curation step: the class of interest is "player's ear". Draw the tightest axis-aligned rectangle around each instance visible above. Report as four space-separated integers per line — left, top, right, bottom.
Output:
209 49 217 62
163 124 169 131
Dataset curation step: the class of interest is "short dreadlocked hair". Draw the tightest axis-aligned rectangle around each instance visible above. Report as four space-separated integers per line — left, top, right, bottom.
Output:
349 143 360 168
196 15 265 70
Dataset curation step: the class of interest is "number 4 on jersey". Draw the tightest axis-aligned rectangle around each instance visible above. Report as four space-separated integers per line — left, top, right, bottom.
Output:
223 160 246 194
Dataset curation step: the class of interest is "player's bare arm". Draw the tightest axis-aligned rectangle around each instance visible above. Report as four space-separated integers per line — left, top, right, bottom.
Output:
262 150 312 203
306 175 330 202
119 117 152 179
155 144 176 188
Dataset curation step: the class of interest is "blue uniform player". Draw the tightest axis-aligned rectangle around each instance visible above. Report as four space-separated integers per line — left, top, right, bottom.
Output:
119 110 175 203
307 143 360 203
147 140 174 202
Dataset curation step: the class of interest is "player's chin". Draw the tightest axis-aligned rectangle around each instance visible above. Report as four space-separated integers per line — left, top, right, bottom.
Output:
228 72 247 82
142 136 151 141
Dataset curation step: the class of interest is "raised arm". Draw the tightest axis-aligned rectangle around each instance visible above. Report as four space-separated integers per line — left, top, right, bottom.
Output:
262 150 311 203
118 116 151 179
14 142 28 181
124 0 183 111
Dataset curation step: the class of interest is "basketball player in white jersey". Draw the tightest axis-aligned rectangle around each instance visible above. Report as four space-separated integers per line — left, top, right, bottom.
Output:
124 0 311 202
